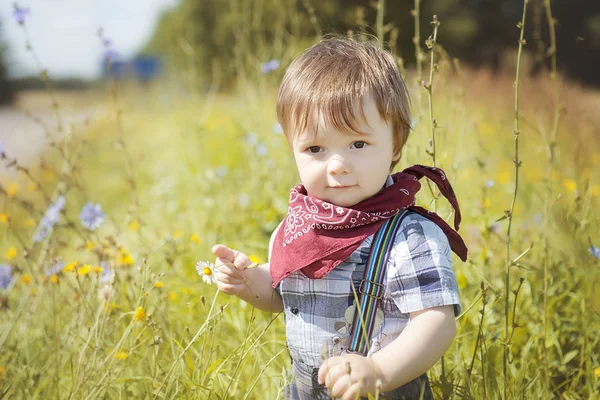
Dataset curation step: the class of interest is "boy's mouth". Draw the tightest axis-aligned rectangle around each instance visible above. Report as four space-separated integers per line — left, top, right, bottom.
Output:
328 185 356 189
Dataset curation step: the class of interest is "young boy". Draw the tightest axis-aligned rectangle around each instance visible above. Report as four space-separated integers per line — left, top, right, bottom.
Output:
212 37 467 399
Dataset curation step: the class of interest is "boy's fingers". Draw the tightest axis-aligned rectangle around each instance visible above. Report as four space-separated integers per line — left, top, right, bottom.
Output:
215 264 244 279
212 244 236 263
234 252 252 270
318 357 345 384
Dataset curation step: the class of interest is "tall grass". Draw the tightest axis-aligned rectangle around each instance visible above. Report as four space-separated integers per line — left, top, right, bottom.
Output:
0 2 599 399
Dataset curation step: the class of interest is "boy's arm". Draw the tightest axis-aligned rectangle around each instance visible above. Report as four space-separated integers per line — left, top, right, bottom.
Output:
370 305 456 391
212 244 283 313
318 305 456 398
225 263 284 313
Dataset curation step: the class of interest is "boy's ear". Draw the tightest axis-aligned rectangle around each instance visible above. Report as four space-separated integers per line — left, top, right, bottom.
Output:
392 148 401 162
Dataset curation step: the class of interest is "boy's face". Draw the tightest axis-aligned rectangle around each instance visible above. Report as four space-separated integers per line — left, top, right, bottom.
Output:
291 96 399 207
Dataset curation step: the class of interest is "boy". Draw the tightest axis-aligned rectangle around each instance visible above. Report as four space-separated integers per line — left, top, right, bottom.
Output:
212 37 467 399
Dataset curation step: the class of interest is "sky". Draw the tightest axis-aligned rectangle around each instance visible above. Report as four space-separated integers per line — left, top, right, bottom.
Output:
0 0 180 80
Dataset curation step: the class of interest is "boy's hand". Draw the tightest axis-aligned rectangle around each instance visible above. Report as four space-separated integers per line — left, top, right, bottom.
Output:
211 244 253 296
318 354 384 399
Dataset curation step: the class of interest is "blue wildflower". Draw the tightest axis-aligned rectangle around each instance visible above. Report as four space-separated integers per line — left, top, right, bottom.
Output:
33 195 66 243
245 132 258 145
13 6 30 25
104 48 120 63
79 203 106 231
215 166 228 179
99 262 114 283
256 144 268 157
590 244 600 260
260 59 280 74
0 140 5 157
45 261 65 277
0 264 12 290
102 38 112 47
272 123 283 135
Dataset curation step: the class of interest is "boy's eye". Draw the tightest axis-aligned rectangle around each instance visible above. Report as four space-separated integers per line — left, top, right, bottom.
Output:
307 146 322 153
352 141 367 149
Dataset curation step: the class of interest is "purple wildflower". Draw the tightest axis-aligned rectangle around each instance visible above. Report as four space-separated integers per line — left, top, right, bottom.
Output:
260 59 280 74
13 6 30 25
0 140 5 157
79 203 106 231
0 264 12 290
102 38 112 47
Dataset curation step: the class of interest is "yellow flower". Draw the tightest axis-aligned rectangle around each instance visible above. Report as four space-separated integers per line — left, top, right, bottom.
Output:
456 272 467 289
562 179 577 193
50 275 59 284
5 247 17 261
249 254 262 264
172 231 183 239
63 261 78 272
118 249 133 266
27 182 38 192
594 366 600 378
478 122 494 136
21 274 32 285
113 351 128 360
24 218 35 228
134 306 146 322
482 198 491 209
190 234 200 244
6 183 19 198
154 281 164 288
86 241 95 250
0 213 8 224
77 264 92 276
591 185 600 197
128 221 139 232
0 365 3 378
92 266 103 274
167 291 178 301
496 171 511 185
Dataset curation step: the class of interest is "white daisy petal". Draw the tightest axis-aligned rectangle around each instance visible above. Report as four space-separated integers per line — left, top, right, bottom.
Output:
196 261 217 285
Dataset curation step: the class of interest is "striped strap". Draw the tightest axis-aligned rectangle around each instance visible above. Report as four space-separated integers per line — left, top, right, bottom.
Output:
348 210 408 355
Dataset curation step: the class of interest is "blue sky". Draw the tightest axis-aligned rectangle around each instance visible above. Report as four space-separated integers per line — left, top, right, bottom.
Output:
0 0 179 80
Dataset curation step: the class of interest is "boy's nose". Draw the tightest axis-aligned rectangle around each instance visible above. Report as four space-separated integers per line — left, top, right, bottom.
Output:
327 156 350 176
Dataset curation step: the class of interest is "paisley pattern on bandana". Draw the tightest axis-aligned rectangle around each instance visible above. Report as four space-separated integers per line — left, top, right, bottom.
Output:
270 165 468 287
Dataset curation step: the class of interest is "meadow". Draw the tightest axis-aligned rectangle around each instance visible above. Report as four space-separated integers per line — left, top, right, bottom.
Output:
1 4 600 400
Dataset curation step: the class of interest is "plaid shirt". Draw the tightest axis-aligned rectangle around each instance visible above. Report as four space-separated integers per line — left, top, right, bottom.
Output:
269 210 461 399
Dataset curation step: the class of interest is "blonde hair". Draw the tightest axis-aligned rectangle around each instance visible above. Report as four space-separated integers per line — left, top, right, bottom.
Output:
276 35 411 170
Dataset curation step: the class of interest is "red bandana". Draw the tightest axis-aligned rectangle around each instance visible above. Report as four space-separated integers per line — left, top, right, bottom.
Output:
270 165 468 287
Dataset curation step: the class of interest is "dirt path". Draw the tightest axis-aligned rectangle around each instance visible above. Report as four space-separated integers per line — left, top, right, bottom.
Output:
0 90 104 177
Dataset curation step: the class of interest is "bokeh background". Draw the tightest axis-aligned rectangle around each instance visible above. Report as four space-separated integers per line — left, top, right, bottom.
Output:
0 0 599 398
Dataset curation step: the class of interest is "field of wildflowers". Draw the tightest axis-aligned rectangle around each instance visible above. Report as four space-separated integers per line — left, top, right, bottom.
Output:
1 2 599 399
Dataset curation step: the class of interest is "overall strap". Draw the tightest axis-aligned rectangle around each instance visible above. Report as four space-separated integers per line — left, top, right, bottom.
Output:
348 210 408 355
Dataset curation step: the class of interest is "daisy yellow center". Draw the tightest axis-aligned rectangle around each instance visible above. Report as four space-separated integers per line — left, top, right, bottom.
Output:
203 267 212 276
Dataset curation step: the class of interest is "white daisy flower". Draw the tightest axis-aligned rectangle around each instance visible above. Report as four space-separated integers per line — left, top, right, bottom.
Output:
196 261 217 285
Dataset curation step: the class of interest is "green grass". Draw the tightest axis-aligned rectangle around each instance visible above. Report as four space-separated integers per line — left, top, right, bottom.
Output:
0 70 599 399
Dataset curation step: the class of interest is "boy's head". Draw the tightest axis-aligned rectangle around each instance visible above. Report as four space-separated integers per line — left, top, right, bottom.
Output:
276 36 412 207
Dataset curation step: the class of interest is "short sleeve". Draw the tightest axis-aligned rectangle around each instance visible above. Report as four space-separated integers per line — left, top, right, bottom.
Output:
386 213 462 316
268 221 283 294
